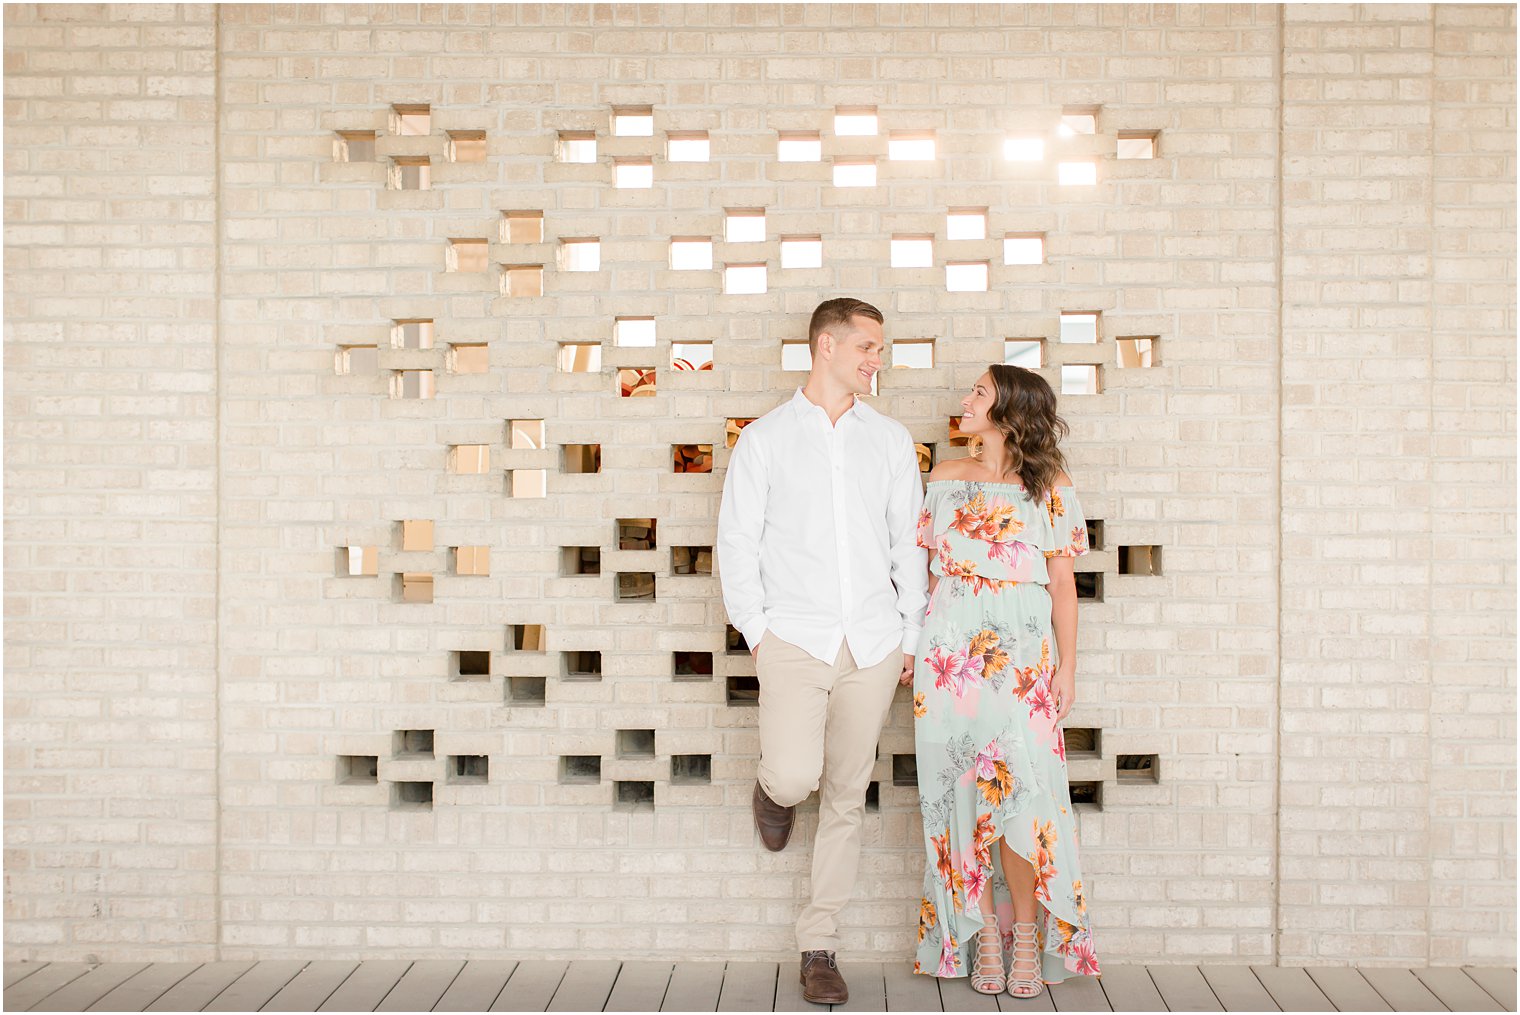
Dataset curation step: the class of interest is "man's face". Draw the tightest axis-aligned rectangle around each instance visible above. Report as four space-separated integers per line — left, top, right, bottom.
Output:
819 316 884 395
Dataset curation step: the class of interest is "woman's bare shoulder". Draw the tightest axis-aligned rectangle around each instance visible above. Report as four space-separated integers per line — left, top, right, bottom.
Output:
928 457 981 483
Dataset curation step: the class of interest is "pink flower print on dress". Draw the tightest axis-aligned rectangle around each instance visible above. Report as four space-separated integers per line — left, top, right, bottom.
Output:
1026 681 1054 719
928 645 984 697
1071 935 1100 975
937 933 961 977
962 860 988 906
974 739 1005 780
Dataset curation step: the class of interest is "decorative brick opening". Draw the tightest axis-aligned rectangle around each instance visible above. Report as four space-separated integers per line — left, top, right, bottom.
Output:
340 546 378 577
614 317 656 347
617 572 656 602
1074 572 1103 601
560 755 601 784
1117 336 1158 368
1060 312 1099 345
671 755 712 784
503 210 544 243
724 263 767 295
617 728 656 758
833 159 876 188
448 343 488 373
915 443 935 473
447 130 486 162
391 369 436 399
562 444 601 474
1064 728 1100 757
507 470 546 498
726 676 759 705
947 208 987 241
612 105 653 137
391 781 433 811
615 781 655 811
1004 234 1044 265
865 781 881 812
337 755 378 785
780 235 823 270
672 444 712 474
335 130 375 162
1059 107 1098 136
335 343 378 374
777 131 821 162
502 264 543 298
947 416 970 447
889 130 935 161
1069 782 1102 810
1117 754 1159 783
891 235 934 268
613 158 653 189
394 319 433 349
725 209 765 243
392 103 430 136
454 546 489 576
1003 137 1044 161
724 624 750 655
1005 339 1044 369
390 157 430 190
891 339 934 369
725 418 755 448
945 261 988 292
671 546 712 575
401 519 434 552
618 367 656 397
563 650 602 680
1058 160 1098 186
618 518 656 550
834 105 878 136
1085 520 1105 551
453 650 490 681
394 729 434 757
1117 130 1158 159
560 238 600 272
1060 364 1101 395
556 131 596 164
449 445 490 474
507 624 545 653
780 341 812 372
671 342 713 371
892 754 918 786
508 677 546 706
449 755 489 784
400 572 434 603
557 343 601 373
670 237 713 270
561 546 601 576
667 130 709 162
1119 545 1163 576
509 419 544 449
448 240 488 275
672 651 713 680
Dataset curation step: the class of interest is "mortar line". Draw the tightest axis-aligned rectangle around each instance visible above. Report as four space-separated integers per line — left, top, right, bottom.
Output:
1272 0 1285 969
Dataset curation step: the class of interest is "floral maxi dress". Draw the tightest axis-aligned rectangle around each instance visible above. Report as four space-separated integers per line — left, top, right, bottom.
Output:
911 480 1100 983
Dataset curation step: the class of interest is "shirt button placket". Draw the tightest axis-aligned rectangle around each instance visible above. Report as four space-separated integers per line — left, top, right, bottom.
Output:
832 425 851 621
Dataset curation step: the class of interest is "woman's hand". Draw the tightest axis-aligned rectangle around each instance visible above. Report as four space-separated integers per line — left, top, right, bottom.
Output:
1052 665 1076 722
898 652 915 686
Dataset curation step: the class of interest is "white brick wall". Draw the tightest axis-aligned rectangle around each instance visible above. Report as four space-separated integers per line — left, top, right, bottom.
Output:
4 3 1513 967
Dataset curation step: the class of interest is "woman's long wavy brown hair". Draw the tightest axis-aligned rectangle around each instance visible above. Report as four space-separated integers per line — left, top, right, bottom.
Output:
983 363 1070 499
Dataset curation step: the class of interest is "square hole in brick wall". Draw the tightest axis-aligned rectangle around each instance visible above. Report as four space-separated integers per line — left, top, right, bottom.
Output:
1117 130 1158 159
672 444 712 474
391 157 430 190
618 518 656 550
1086 520 1105 550
561 546 601 576
865 781 880 812
557 131 596 163
1004 234 1045 265
724 624 750 656
781 341 812 372
778 131 821 162
337 755 378 785
562 443 601 474
563 650 602 680
560 755 601 784
393 319 434 350
509 419 544 449
557 343 601 373
1004 137 1045 161
1004 339 1044 369
1117 336 1158 368
448 444 490 474
560 238 601 272
1059 108 1098 136
833 160 876 187
946 208 987 241
393 103 430 135
616 780 655 811
618 367 656 397
1059 160 1098 186
454 546 490 576
891 339 934 369
614 158 653 189
671 342 713 371
891 235 934 269
1119 545 1163 576
391 370 435 399
617 728 656 758
1061 365 1101 396
725 209 765 243
780 236 822 269
725 418 755 448
612 105 653 136
401 519 434 551
1065 727 1100 757
449 755 489 784
400 572 434 603
673 650 713 680
945 262 988 292
724 264 767 295
889 130 935 160
335 130 376 162
449 343 489 373
617 572 656 601
671 237 714 270
502 265 543 298
667 130 709 161
947 416 970 447
508 470 546 498
340 546 378 577
727 675 760 706
453 650 490 680
335 343 378 375
503 210 544 244
915 443 935 474
1074 572 1103 602
834 105 877 135
508 676 546 705
1070 782 1102 810
671 545 712 575
394 729 434 757
671 754 712 784
892 754 918 787
1118 754 1160 783
447 130 486 162
1060 312 1099 344
391 781 433 810
507 623 545 652
614 317 656 347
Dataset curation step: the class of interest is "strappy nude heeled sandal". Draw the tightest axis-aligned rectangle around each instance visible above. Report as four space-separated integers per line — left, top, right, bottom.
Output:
970 916 1005 994
1007 920 1045 998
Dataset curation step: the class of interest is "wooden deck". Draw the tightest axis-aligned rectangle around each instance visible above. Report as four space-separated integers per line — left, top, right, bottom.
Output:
3 960 1514 1012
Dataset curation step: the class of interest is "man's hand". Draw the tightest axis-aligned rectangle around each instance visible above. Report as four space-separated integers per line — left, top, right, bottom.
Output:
898 652 915 686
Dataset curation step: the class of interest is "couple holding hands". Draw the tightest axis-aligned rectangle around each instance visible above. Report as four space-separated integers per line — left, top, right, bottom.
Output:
716 298 1101 1004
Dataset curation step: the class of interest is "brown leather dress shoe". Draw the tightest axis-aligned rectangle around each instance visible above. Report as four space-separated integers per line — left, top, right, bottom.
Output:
800 950 848 1004
752 780 795 852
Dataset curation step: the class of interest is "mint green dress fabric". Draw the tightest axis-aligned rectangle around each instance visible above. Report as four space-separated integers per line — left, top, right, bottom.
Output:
910 480 1100 983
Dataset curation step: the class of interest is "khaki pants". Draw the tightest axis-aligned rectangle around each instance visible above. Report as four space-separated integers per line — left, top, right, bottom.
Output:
755 631 902 952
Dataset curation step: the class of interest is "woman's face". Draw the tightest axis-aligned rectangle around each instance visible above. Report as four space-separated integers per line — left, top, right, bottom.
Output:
958 371 997 435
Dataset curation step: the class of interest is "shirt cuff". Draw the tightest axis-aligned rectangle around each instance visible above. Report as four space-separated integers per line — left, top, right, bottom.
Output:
900 629 920 656
738 617 769 653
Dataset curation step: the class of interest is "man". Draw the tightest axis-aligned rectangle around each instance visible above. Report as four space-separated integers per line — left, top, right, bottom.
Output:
717 297 928 1004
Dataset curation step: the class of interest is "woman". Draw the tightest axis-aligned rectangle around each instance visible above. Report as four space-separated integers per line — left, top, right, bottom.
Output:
907 364 1100 996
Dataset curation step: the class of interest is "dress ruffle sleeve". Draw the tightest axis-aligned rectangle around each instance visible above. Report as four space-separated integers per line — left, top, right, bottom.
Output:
1041 486 1090 559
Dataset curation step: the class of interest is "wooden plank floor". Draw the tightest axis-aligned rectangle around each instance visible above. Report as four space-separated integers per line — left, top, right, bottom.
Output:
1 961 1513 1012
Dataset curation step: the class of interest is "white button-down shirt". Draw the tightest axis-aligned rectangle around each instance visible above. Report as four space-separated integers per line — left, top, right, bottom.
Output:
717 388 928 667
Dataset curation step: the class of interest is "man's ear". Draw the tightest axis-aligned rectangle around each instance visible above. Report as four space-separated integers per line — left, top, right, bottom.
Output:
815 331 832 359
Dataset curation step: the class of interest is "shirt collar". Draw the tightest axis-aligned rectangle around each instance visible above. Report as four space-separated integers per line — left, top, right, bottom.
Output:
790 386 866 424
